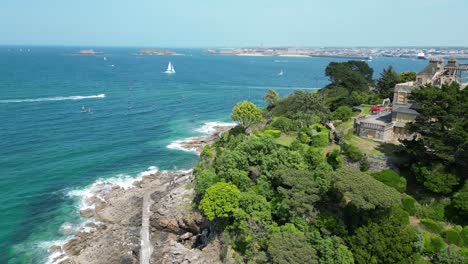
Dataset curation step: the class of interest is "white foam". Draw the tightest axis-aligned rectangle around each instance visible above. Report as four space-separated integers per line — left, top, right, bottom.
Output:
67 166 159 211
193 121 236 135
0 94 106 103
167 138 199 153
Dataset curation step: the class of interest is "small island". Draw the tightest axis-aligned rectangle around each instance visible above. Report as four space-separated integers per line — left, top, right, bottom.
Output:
136 49 181 56
72 49 104 56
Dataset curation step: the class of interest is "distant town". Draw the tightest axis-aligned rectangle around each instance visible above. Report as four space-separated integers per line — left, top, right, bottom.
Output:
207 47 468 60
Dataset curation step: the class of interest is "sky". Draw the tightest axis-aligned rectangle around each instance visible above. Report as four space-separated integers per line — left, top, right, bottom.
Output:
1 0 467 47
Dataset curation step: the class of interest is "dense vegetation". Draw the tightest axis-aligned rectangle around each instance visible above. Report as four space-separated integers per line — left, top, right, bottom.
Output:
192 61 468 263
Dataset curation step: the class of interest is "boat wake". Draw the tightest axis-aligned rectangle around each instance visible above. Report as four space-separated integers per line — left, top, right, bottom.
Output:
0 94 106 103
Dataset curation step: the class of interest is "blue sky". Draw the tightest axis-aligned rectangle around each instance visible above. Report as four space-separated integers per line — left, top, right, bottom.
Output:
1 0 467 47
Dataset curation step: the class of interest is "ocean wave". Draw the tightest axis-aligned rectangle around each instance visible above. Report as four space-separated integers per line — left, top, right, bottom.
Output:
67 166 159 211
0 94 106 103
167 138 199 153
167 121 235 153
193 121 236 134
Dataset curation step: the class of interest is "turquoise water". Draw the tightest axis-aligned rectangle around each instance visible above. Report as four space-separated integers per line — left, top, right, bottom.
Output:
0 47 428 263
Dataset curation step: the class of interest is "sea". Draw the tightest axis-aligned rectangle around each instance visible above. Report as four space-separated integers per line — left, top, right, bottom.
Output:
0 46 429 263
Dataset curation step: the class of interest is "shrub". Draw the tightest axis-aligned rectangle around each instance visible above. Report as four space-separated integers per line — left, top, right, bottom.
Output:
310 129 329 148
370 169 407 192
327 149 343 170
416 200 449 222
429 237 447 253
263 129 281 138
343 143 363 161
443 229 462 246
411 163 459 194
460 247 468 258
461 226 468 247
401 195 418 215
331 106 353 121
271 116 294 132
420 218 443 234
359 156 369 172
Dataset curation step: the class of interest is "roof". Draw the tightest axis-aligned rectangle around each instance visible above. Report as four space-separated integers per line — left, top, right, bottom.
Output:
393 107 419 115
357 112 392 126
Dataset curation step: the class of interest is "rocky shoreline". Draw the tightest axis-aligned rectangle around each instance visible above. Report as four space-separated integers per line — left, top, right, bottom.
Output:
49 125 233 264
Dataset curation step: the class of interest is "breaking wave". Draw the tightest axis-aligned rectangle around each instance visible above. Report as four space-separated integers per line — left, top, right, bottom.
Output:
0 94 106 103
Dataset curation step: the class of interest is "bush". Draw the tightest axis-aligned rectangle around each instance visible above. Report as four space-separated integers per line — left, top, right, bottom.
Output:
370 169 407 192
416 200 449 222
263 129 282 138
412 163 459 194
310 129 329 148
401 195 418 215
429 237 447 253
443 229 462 246
271 116 294 132
331 106 353 121
327 149 343 170
343 143 363 161
359 156 370 172
421 218 444 234
461 226 468 247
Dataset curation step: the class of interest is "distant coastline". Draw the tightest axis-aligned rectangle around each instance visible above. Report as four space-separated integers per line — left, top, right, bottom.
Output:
136 48 183 56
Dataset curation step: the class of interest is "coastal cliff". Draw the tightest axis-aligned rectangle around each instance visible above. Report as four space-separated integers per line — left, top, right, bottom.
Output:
49 125 233 264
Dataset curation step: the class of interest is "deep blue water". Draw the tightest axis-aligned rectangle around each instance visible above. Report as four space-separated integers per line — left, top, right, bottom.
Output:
0 46 428 263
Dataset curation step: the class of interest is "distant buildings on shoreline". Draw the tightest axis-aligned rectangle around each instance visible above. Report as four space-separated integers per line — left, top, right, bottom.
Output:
207 47 468 60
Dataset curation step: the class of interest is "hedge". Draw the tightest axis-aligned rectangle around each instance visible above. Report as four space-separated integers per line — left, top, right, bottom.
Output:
263 129 282 138
461 226 468 247
429 237 447 253
371 170 407 192
421 218 444 234
402 195 418 215
443 229 462 246
343 143 363 161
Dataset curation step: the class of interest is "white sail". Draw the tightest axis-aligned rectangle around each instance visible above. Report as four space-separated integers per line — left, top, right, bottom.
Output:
165 62 175 74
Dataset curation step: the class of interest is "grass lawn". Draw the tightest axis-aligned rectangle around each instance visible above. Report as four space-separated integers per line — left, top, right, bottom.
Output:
274 135 296 147
344 135 401 156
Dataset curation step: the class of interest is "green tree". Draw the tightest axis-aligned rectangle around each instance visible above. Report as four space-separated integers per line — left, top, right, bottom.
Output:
263 89 280 109
411 163 459 194
275 168 321 222
199 182 241 220
375 66 400 99
195 169 220 198
231 101 263 131
273 90 330 123
324 61 374 94
403 83 468 180
449 181 468 224
333 167 401 210
370 169 407 192
347 206 416 264
268 231 318 264
331 106 353 121
399 71 417 82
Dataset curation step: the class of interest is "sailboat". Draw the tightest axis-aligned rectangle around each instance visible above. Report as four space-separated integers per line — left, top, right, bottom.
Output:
165 62 176 74
278 69 284 76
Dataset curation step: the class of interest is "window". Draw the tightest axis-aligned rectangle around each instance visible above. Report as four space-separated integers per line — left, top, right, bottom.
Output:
397 92 406 104
394 127 407 135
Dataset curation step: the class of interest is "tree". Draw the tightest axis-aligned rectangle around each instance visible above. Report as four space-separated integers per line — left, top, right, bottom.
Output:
333 167 401 210
275 168 321 222
199 182 241 220
325 61 374 94
403 83 468 179
449 180 468 224
273 90 330 123
231 101 263 131
195 169 220 198
331 106 353 121
399 71 417 82
370 169 407 192
263 89 280 109
268 231 318 264
347 206 416 264
376 66 399 99
411 163 459 194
